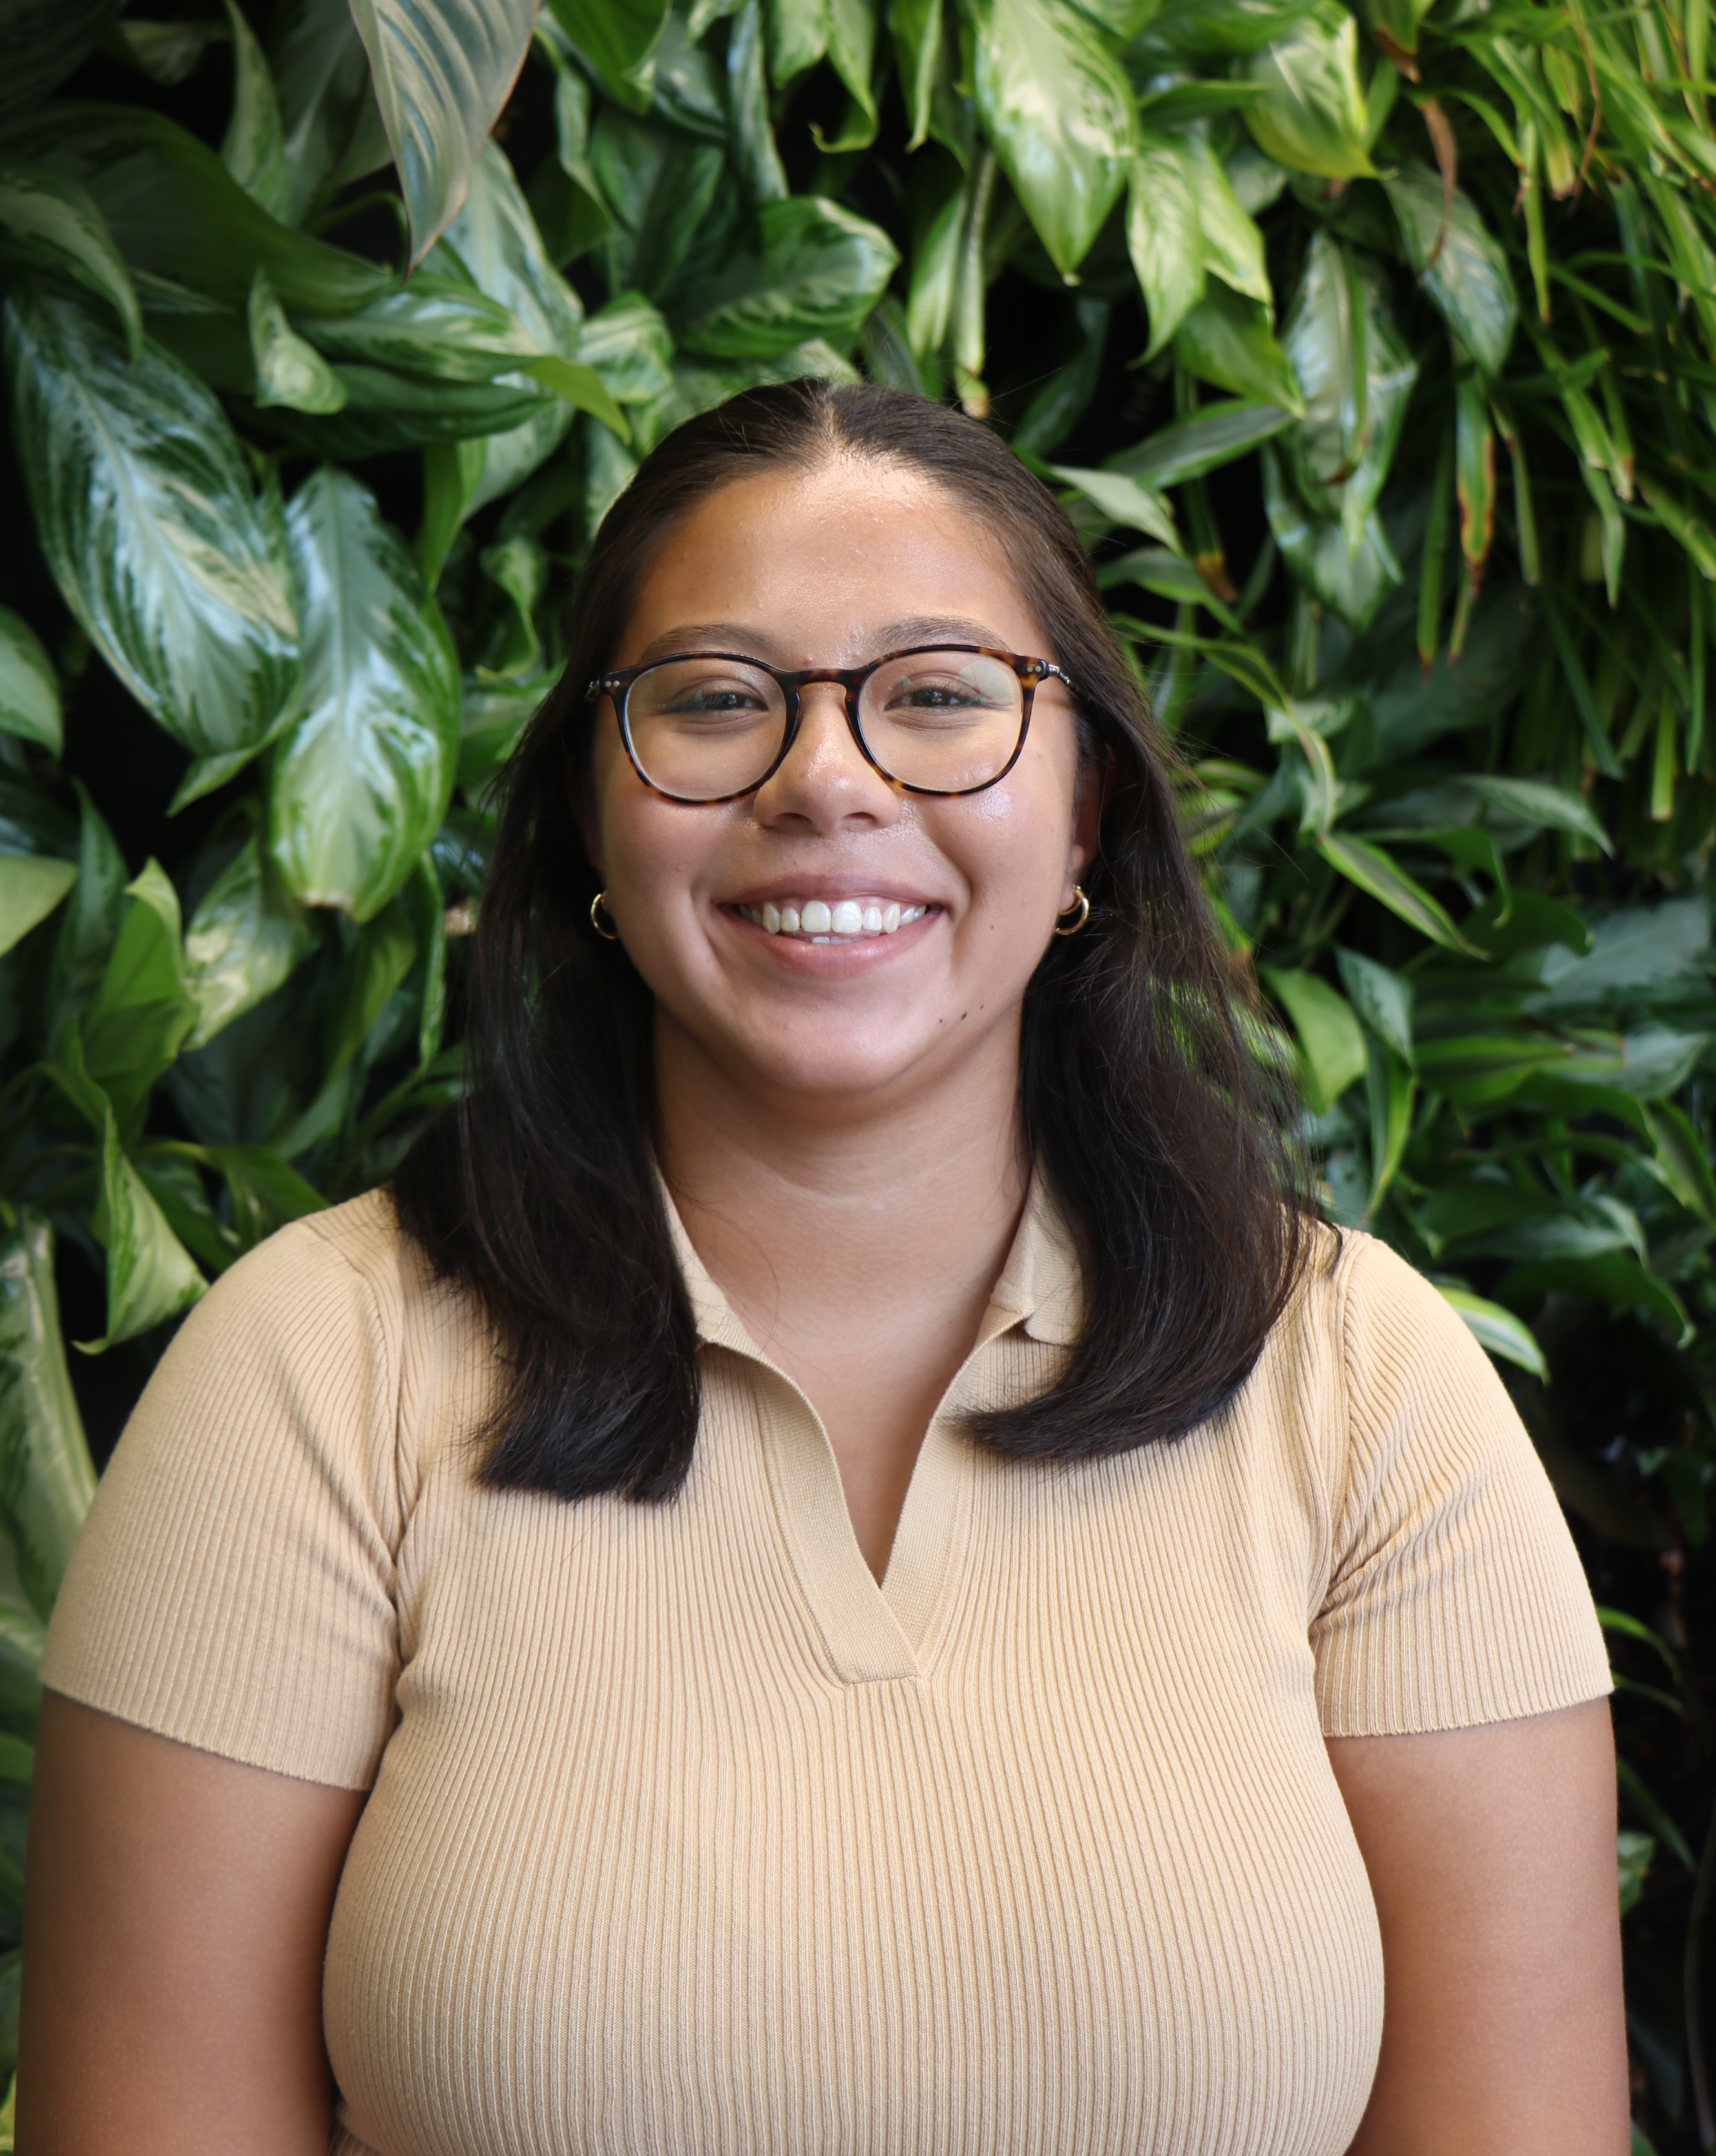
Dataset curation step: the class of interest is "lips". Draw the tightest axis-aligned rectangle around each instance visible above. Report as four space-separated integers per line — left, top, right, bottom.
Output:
735 897 930 941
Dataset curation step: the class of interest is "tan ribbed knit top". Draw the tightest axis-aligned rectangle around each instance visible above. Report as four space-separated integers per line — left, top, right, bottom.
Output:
43 1181 1609 2156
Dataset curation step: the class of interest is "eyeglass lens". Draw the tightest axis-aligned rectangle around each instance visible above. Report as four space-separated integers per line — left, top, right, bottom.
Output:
622 651 1027 800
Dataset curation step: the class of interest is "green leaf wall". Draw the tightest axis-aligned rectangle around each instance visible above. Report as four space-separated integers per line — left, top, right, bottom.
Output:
1 0 1715 2137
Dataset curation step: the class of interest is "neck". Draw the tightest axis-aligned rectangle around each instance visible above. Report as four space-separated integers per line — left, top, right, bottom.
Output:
653 1010 1030 1348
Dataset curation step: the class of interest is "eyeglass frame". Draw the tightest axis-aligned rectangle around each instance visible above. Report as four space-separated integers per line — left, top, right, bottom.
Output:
587 643 1079 806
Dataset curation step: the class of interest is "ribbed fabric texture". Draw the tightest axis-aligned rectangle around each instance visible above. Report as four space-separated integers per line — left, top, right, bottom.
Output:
43 1186 1611 2156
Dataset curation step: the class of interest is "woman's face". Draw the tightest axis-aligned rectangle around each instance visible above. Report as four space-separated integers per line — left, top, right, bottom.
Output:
583 456 1100 1112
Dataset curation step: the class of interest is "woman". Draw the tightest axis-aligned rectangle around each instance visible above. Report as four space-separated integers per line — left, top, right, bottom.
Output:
25 382 1625 2155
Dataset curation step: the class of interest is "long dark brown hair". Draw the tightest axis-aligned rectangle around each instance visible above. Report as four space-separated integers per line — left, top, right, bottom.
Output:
394 379 1308 1502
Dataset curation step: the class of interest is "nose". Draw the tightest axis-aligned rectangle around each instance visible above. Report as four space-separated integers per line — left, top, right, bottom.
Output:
751 680 901 833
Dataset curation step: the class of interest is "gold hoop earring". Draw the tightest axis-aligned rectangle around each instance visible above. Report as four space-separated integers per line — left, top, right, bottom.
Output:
1053 885 1091 937
589 891 620 941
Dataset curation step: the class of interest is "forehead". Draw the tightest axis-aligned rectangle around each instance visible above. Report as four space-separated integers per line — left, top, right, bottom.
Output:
615 456 1049 669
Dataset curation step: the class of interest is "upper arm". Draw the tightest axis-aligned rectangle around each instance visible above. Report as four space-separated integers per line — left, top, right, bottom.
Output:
19 1692 367 2155
1328 1699 1627 2156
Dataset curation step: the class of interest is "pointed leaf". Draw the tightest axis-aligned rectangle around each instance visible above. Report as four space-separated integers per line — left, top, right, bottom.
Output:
220 0 292 220
348 0 539 267
1245 1 1374 180
729 0 790 201
1051 466 1181 549
1182 135 1270 303
0 857 76 959
891 0 943 148
3 288 302 759
1318 831 1475 950
1109 397 1294 485
1436 1286 1549 1379
1259 964 1367 1110
81 861 200 1134
1463 774 1612 851
578 292 675 405
1336 945 1414 1062
1384 162 1517 376
184 834 320 1049
972 0 1135 276
1127 141 1205 357
1282 232 1417 539
83 1105 207 1352
0 1215 96 1620
269 0 386 222
1174 284 1305 412
0 164 140 357
248 267 348 413
547 0 673 111
269 468 461 921
0 608 60 753
44 783 126 1051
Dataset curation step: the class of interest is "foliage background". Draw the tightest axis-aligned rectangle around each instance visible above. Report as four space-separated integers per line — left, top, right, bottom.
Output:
2 0 1716 2141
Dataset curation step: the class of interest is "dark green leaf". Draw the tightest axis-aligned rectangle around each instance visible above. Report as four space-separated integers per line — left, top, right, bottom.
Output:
459 674 547 795
1145 0 1322 54
4 286 302 760
1109 397 1294 486
1383 162 1517 377
1281 231 1416 539
5 105 389 315
592 111 726 297
269 468 461 921
1644 1101 1716 1228
81 860 200 1135
548 0 673 111
0 1214 96 1619
44 781 127 1052
890 0 943 149
1175 284 1305 412
579 291 675 405
1261 443 1399 628
1336 945 1414 1061
183 833 319 1049
220 0 291 221
269 0 386 222
0 607 60 753
322 896 419 1077
972 0 1135 276
0 163 141 357
672 195 899 359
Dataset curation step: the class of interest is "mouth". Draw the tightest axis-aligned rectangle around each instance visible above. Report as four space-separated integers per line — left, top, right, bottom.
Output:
731 896 933 943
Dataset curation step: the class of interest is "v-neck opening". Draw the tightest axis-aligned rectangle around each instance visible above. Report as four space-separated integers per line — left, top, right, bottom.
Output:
658 1169 1076 1686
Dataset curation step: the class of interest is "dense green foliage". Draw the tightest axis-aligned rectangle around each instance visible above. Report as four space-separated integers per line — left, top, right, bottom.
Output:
3 0 1716 2139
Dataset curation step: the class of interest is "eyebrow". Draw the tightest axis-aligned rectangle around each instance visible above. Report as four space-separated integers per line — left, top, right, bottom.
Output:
631 616 1013 665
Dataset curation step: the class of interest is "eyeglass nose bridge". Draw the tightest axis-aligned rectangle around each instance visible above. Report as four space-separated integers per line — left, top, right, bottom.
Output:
768 664 896 789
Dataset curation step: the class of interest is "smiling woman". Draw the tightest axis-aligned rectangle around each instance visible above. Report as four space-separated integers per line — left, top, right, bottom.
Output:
25 383 1626 2156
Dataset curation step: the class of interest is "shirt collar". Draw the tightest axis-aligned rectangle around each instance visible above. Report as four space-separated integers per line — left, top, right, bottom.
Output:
656 1162 1085 1358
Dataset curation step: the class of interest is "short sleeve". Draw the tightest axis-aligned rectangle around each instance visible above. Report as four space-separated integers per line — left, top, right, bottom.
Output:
1311 1232 1611 1739
41 1213 403 1790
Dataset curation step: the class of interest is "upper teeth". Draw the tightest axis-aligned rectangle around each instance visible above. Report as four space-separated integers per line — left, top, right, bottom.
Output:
738 898 928 940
